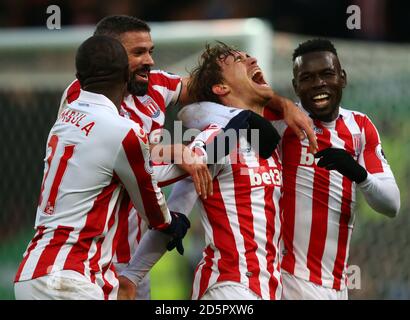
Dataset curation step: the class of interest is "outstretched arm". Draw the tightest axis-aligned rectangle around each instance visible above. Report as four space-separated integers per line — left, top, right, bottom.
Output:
266 94 318 153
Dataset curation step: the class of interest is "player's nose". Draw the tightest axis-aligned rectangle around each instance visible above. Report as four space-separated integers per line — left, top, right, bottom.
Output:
144 53 154 66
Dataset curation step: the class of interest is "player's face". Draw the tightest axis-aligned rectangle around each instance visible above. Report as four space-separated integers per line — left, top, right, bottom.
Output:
120 31 155 96
219 51 273 106
293 51 346 121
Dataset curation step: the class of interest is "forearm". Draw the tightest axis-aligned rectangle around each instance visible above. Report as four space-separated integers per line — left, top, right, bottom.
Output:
358 173 400 218
266 93 288 113
150 143 186 164
120 230 171 286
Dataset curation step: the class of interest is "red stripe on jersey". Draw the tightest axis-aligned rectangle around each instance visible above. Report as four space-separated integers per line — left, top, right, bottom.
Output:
14 226 46 282
203 179 241 284
358 115 384 173
332 118 354 290
32 226 74 279
280 128 303 274
197 245 215 299
306 121 332 285
89 236 104 283
262 160 279 299
122 129 167 228
158 173 189 188
88 192 117 282
101 263 116 300
332 175 352 290
231 164 262 297
38 134 58 206
122 102 144 127
112 193 131 263
149 72 181 91
63 182 118 274
44 145 75 215
263 107 283 121
66 80 81 104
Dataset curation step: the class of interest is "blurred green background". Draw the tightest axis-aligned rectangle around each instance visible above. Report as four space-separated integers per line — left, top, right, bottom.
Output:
0 27 409 299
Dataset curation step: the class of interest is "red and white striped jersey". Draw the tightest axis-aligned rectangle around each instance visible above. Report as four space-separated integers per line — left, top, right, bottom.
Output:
265 105 396 290
15 90 171 298
57 71 182 285
59 70 182 145
168 124 283 300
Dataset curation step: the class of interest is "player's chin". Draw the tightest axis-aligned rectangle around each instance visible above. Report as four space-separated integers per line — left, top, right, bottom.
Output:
127 80 149 96
252 81 271 93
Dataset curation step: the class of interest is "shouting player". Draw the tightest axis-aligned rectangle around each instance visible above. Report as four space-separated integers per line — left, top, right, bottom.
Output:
120 43 285 300
14 35 190 300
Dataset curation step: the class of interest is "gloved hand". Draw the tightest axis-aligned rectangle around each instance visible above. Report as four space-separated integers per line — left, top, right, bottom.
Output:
159 211 191 255
247 112 281 159
314 148 368 183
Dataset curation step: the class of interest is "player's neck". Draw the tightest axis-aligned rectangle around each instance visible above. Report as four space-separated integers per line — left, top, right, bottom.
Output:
84 84 125 112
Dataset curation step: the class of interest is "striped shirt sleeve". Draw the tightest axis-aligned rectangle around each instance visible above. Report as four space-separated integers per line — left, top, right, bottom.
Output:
114 125 171 229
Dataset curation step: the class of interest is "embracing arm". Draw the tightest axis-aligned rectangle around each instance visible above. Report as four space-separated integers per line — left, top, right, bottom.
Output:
266 94 317 153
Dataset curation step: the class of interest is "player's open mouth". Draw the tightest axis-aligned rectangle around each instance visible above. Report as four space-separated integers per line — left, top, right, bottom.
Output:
135 71 149 83
312 93 330 107
251 70 269 87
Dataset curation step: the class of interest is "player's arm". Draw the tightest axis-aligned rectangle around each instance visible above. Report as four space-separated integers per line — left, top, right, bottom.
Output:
266 93 318 153
118 178 199 299
176 77 194 106
149 110 269 198
114 126 191 250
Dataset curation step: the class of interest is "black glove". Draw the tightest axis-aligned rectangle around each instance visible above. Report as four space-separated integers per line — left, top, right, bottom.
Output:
247 112 281 159
160 211 191 255
314 148 368 183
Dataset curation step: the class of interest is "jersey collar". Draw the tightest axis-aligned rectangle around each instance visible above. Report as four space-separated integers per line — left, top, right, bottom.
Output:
77 89 119 114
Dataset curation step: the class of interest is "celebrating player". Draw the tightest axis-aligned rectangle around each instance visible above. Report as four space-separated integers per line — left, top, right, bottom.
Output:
120 43 284 300
278 39 400 299
14 35 190 300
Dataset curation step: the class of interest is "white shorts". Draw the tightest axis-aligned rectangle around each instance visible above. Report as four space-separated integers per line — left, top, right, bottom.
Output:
14 270 104 300
114 262 151 300
282 271 348 300
200 281 262 300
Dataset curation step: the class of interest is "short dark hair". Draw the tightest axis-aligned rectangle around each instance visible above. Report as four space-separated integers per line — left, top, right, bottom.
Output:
94 15 150 39
188 42 238 104
292 39 338 61
76 35 129 88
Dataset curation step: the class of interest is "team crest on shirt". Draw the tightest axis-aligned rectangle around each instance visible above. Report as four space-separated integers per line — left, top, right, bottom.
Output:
140 96 161 118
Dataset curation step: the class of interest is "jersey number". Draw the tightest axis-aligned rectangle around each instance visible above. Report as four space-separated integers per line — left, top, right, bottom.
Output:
38 134 75 215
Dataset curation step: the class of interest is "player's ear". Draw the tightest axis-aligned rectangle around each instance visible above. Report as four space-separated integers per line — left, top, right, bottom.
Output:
212 83 230 96
292 78 298 94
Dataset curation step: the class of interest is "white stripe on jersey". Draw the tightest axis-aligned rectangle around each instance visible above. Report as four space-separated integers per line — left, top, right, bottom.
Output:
217 164 249 287
292 165 314 278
